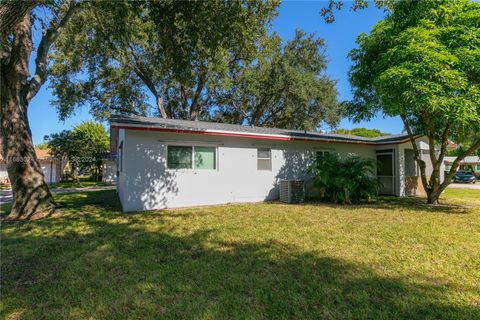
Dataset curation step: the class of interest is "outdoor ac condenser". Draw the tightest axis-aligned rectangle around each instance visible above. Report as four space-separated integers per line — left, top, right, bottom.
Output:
279 180 305 204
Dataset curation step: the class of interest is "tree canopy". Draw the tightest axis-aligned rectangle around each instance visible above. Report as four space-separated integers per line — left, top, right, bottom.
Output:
51 1 338 131
45 121 109 181
50 0 279 121
333 128 390 138
214 30 339 130
347 0 480 203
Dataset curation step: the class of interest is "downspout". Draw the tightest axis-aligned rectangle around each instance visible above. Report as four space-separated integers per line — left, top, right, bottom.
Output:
50 161 53 184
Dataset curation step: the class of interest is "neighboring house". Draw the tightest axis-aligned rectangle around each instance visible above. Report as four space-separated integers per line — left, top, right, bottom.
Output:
0 149 62 184
444 156 480 178
110 115 442 212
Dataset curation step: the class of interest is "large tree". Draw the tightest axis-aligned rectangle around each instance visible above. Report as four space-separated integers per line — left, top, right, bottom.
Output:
1 0 79 219
214 30 339 130
50 0 278 121
347 0 480 204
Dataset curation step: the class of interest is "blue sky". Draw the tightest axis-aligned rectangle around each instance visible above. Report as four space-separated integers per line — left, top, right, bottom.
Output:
29 1 403 146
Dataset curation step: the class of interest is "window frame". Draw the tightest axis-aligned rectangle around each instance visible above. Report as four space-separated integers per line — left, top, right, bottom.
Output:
167 145 194 170
257 147 272 171
166 144 218 171
313 148 334 162
315 150 330 161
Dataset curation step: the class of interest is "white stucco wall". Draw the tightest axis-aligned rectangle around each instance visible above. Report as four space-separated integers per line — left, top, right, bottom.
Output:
117 129 378 211
0 161 59 184
40 161 58 184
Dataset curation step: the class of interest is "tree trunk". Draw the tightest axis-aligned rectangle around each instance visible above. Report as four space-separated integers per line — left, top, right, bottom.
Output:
0 11 55 219
1 76 56 219
426 190 440 205
155 94 167 119
0 0 36 42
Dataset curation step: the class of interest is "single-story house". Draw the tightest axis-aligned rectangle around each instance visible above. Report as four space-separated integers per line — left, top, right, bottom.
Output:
110 115 442 212
0 149 62 185
444 156 480 178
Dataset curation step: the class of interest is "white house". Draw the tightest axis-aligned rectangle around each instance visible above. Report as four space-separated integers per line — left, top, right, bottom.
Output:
0 149 62 185
110 115 441 212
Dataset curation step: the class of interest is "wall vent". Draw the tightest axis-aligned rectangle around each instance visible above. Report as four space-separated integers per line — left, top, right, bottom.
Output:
279 180 305 204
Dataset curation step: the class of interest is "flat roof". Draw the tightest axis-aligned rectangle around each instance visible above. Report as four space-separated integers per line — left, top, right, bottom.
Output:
110 114 413 145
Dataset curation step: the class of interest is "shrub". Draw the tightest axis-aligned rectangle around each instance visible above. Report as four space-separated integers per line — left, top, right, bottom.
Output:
308 153 379 204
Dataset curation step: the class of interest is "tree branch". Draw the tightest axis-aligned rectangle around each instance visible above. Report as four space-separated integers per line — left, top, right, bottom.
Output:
180 84 188 113
422 111 438 166
26 0 79 101
131 62 167 118
439 138 480 192
400 114 430 192
189 72 207 120
437 122 451 169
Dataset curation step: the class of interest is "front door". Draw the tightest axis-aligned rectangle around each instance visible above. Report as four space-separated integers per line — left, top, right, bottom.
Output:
377 149 395 195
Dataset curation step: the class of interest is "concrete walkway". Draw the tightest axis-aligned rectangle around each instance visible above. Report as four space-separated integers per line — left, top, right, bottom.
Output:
447 182 480 190
0 186 115 205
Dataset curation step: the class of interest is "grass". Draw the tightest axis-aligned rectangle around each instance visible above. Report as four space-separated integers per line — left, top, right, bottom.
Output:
49 177 108 189
1 189 479 319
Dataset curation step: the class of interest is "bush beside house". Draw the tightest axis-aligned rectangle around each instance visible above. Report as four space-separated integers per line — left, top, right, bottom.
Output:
308 153 380 204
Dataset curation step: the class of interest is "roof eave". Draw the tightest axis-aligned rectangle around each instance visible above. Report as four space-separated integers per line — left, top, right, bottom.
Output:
110 123 415 146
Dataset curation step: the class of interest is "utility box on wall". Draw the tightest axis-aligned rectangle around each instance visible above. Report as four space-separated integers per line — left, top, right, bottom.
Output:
279 180 305 204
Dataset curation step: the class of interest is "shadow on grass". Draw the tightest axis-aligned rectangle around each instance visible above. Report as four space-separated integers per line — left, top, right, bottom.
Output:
1 190 478 319
300 196 474 214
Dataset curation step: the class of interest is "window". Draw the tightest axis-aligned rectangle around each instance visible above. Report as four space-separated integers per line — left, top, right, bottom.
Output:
167 145 217 170
194 146 216 170
257 148 271 171
315 150 329 162
477 164 480 172
168 146 193 169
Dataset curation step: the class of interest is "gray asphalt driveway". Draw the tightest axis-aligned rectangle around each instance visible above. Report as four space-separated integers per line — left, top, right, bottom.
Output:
0 186 115 205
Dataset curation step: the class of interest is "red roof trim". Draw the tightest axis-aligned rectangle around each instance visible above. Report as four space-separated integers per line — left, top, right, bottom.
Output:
111 124 411 146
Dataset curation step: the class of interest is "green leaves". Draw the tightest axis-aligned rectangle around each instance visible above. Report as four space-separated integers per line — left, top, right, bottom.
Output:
50 0 279 121
333 128 390 137
309 153 379 204
348 0 480 144
215 30 339 130
45 121 109 179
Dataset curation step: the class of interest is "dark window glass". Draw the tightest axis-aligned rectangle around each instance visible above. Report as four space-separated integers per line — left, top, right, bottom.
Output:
168 146 193 169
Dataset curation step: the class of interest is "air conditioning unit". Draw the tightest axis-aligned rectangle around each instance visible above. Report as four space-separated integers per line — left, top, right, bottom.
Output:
279 180 305 204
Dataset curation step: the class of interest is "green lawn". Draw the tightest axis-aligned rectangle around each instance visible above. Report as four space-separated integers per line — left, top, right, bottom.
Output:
49 177 108 189
1 189 479 319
